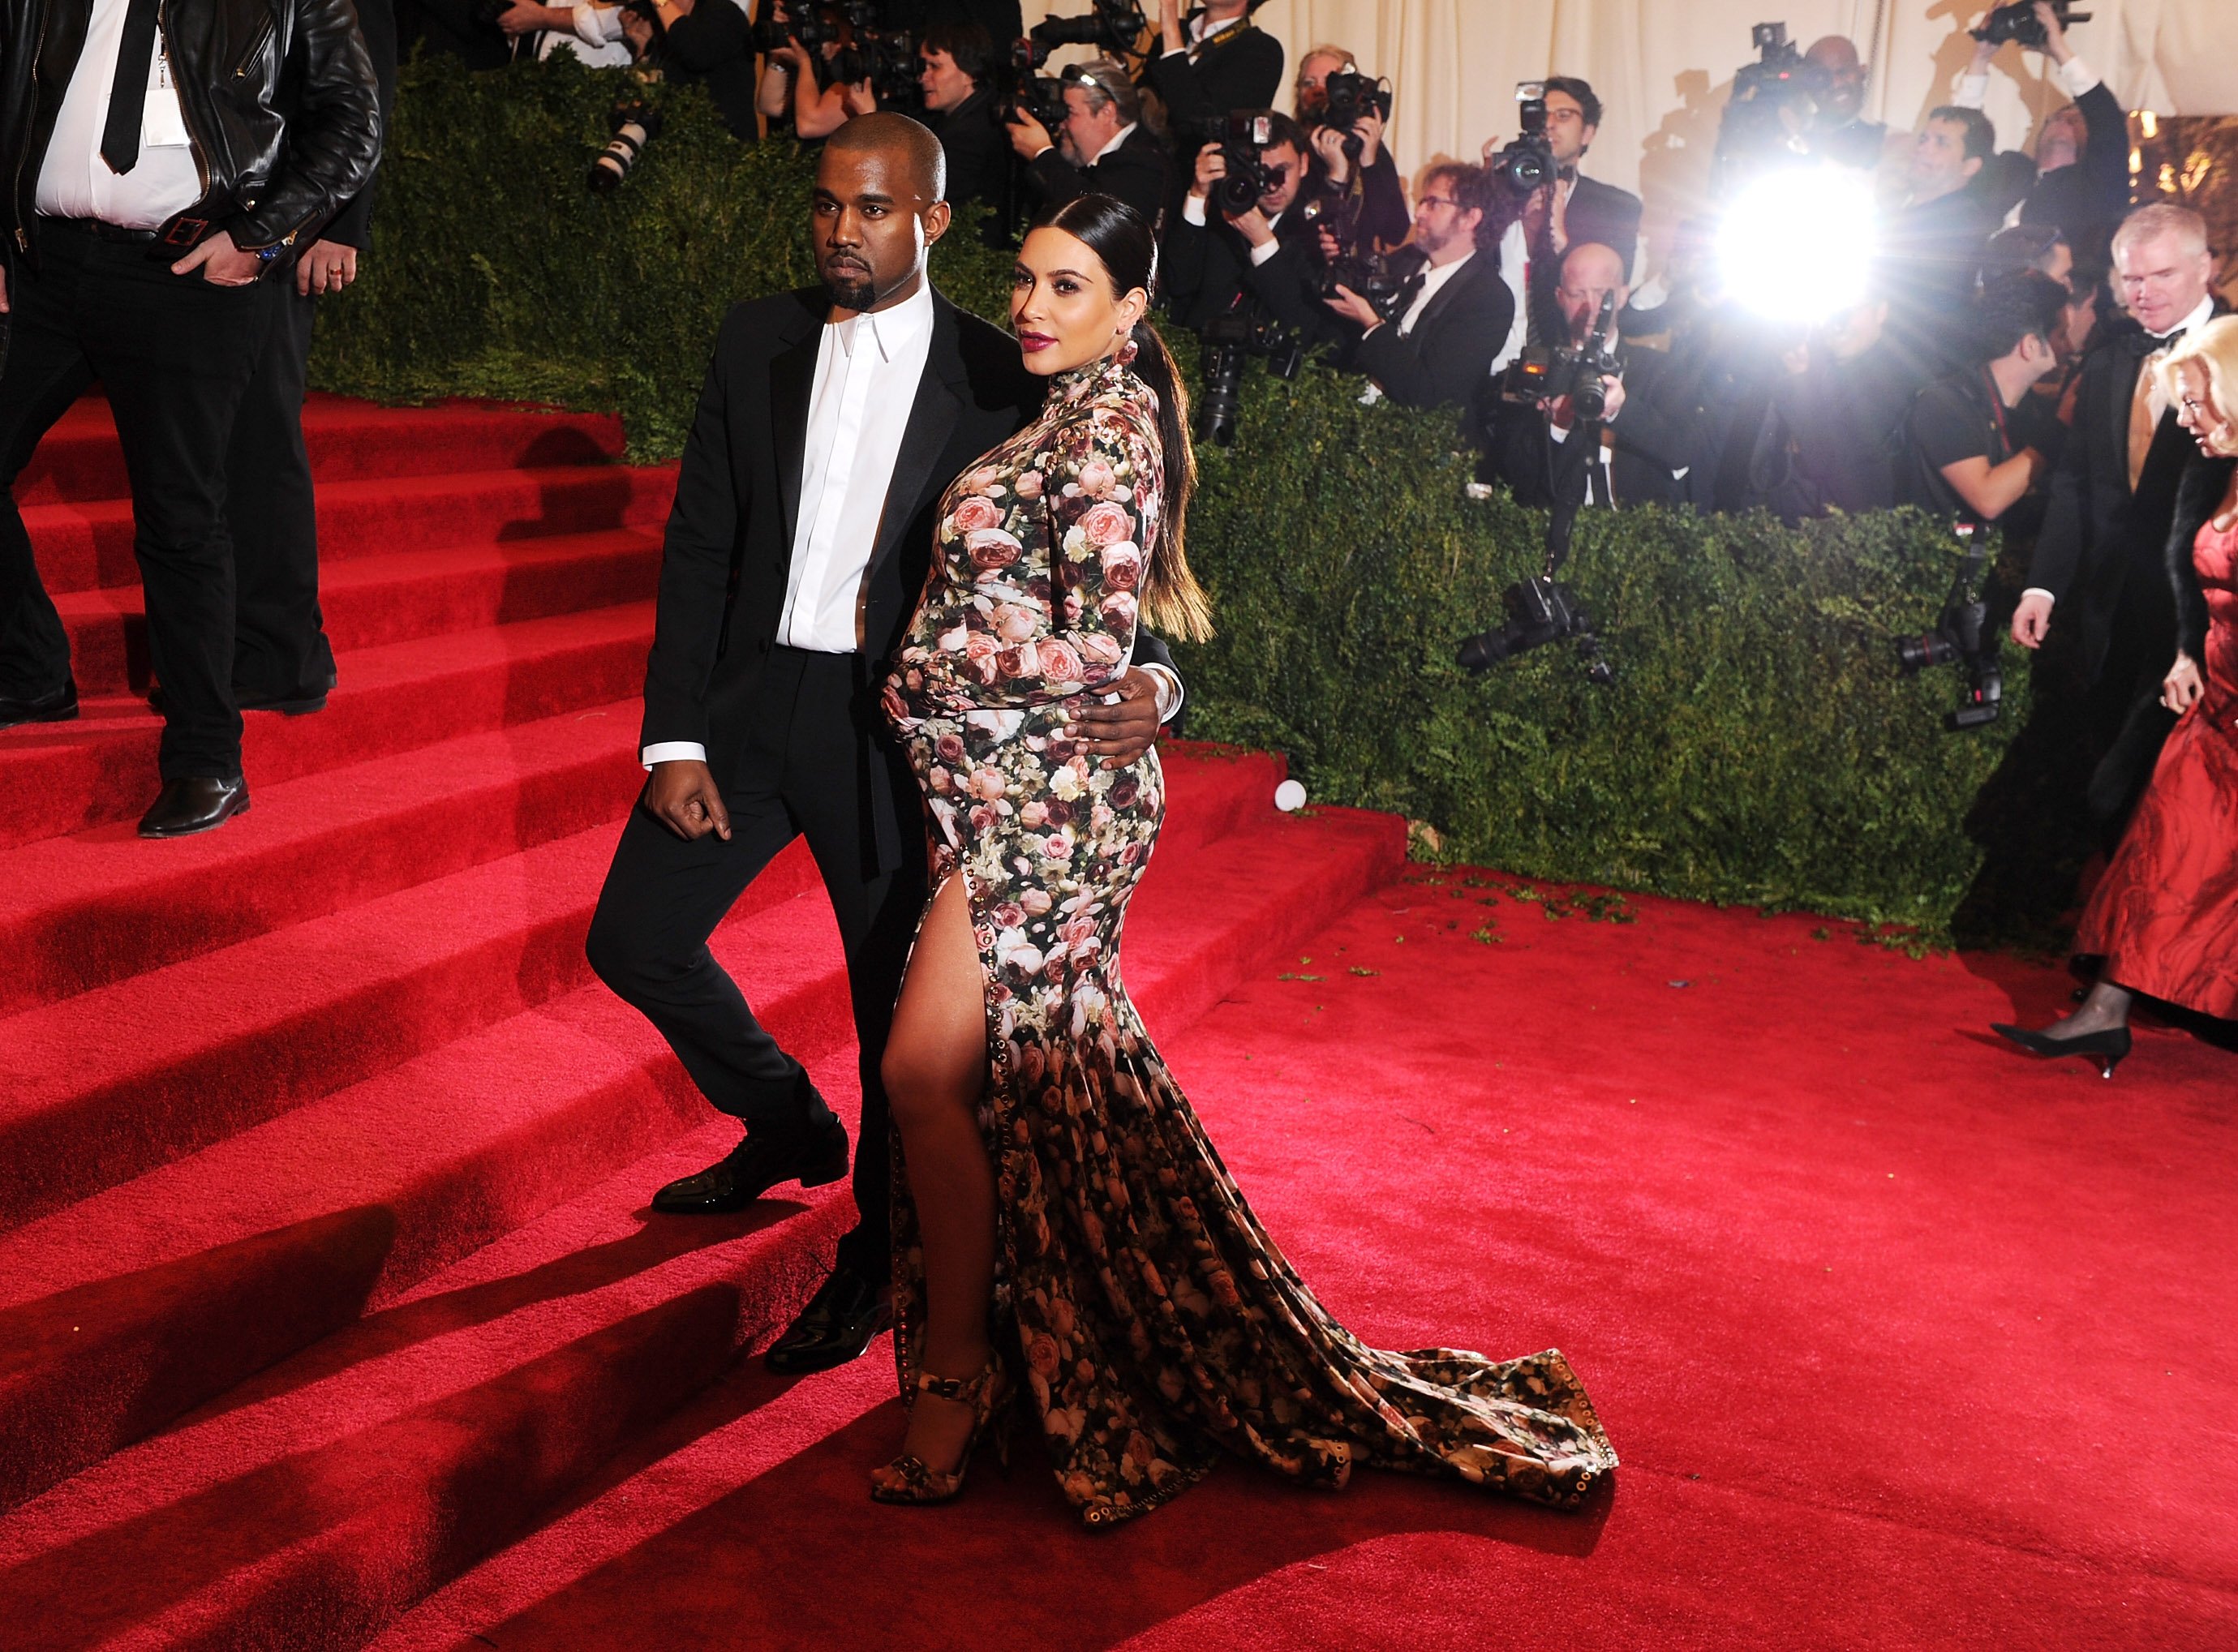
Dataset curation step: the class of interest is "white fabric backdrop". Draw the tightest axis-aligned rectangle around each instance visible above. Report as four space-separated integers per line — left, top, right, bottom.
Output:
1024 2 2237 275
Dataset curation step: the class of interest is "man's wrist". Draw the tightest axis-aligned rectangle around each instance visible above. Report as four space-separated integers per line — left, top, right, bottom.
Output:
2021 587 2055 607
2053 55 2098 96
642 740 709 770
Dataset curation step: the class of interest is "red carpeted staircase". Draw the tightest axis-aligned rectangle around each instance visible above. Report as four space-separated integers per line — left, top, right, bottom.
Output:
0 397 1403 1649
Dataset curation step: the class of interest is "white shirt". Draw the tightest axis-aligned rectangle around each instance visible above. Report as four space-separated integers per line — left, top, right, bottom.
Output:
1490 217 1531 373
1180 193 1286 266
34 0 201 229
1956 54 2101 109
2023 292 2214 607
539 4 634 67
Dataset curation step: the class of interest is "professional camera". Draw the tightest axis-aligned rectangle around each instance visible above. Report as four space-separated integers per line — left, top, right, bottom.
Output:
1016 0 1146 67
1456 576 1613 684
590 101 663 191
1488 82 1558 195
750 2 870 54
1971 0 2090 49
1000 40 1070 131
1196 310 1302 448
1498 290 1623 421
1712 22 1831 192
1184 111 1285 217
831 24 919 105
1896 523 2003 730
1317 250 1411 311
1310 70 1394 161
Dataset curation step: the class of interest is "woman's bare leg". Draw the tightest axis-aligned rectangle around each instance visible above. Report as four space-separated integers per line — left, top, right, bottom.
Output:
878 874 999 1474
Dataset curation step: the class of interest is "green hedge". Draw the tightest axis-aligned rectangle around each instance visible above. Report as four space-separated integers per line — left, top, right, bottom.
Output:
316 56 2057 944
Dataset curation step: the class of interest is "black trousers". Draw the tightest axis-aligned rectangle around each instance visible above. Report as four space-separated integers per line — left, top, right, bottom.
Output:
2084 554 2181 839
0 221 281 778
586 646 927 1285
225 288 336 700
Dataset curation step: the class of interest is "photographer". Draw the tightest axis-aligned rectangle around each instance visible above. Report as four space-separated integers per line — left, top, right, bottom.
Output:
1483 77 1642 347
1293 45 1407 252
1799 35 1889 172
636 0 760 138
496 0 636 65
1008 58 1171 228
1164 112 1331 338
1900 269 2069 527
1325 162 1512 413
1483 242 1696 510
1148 0 1283 134
1954 2 2127 265
1884 105 2000 368
756 2 874 139
918 22 1006 208
1737 287 1932 522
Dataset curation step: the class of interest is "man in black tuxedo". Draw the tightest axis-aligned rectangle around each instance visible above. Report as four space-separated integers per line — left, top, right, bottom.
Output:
1163 111 1331 339
2011 204 2223 831
916 23 1007 213
1483 242 1699 510
1324 161 1513 414
586 115 1183 1375
1484 77 1640 350
1007 57 1171 230
1148 0 1283 133
1884 105 2000 370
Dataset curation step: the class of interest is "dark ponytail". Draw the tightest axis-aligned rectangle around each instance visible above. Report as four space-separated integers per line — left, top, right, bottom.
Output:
1032 194 1214 642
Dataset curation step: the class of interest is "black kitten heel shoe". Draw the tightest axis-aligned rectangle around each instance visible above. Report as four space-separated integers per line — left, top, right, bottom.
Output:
1990 1021 2132 1079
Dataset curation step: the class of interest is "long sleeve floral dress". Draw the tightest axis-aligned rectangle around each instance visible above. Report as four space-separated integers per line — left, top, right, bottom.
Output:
882 351 1617 1529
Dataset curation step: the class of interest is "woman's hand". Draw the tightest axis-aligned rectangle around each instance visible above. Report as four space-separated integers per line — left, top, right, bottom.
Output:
1311 123 1353 186
840 76 877 118
2163 651 2205 713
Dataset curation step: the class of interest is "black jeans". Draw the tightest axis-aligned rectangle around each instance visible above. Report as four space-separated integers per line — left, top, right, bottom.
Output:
226 287 336 700
586 646 928 1285
0 220 281 778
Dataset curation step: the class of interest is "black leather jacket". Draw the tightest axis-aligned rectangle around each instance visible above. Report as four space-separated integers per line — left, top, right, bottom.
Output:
2 0 381 270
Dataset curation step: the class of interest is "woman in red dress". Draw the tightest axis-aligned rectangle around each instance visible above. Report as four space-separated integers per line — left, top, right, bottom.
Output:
1995 315 2238 1075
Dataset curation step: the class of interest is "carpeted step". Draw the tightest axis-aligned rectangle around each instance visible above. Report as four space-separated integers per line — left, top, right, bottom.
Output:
0 826 823 1238
53 529 664 697
15 397 628 507
26 463 677 596
0 602 655 851
0 703 651 1019
0 1122 851 1652
0 798 1397 1521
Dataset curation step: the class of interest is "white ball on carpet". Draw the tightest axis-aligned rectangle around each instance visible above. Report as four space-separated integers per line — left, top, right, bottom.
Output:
1274 779 1307 813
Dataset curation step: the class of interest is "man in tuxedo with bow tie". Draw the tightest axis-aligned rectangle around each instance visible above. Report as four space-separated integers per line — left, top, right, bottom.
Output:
586 114 1183 1376
1482 77 1641 353
2011 204 2223 831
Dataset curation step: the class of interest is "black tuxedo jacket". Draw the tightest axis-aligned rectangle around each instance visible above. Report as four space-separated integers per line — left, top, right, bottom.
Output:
1029 123 1173 232
928 88 1008 211
1523 174 1641 341
1144 15 1283 131
2029 306 2230 680
1351 251 1514 411
1485 342 1693 509
642 285 1177 867
1162 200 1322 332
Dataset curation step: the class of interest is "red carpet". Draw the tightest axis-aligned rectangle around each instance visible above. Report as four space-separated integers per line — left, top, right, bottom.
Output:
2 399 2231 1650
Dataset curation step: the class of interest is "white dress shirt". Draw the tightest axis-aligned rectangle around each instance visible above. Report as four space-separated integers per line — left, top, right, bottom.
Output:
34 0 201 229
2022 292 2214 607
1956 53 2103 109
1180 193 1287 265
538 5 634 68
1394 249 1470 337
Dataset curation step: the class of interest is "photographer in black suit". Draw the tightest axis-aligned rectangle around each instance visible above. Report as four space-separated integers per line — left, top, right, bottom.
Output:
1007 57 1171 228
1163 111 1331 340
917 21 1005 212
2012 203 2225 832
1483 77 1641 349
1292 44 1407 252
1483 242 1698 509
1323 161 1512 413
586 115 1185 1376
1148 0 1282 132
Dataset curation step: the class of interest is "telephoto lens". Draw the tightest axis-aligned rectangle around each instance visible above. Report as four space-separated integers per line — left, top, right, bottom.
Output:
591 104 664 191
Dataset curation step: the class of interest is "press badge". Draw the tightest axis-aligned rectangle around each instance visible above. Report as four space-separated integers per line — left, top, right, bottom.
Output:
143 47 192 148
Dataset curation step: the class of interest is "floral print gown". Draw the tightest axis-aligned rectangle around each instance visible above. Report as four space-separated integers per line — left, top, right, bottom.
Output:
883 353 1617 1529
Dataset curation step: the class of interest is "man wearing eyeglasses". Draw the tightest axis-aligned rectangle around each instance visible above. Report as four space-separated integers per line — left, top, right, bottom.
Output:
1323 161 1513 413
1005 55 1171 230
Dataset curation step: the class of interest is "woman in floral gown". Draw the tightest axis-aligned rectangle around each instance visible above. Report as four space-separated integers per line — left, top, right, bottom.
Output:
871 194 1616 1525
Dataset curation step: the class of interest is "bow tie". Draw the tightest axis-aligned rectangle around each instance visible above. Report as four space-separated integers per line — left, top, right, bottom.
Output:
2144 328 2184 353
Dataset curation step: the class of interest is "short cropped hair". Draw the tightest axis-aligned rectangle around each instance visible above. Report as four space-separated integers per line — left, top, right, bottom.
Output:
1542 76 1603 131
1927 105 1996 165
2114 202 2210 260
1982 223 2068 285
1971 270 2068 362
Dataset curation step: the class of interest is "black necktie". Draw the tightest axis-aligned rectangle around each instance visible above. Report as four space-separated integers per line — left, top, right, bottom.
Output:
101 0 165 175
1390 271 1426 328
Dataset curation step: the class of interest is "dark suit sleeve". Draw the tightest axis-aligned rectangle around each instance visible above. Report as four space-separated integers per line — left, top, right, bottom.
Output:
1361 148 1410 249
2075 79 2129 221
1608 349 1694 474
320 0 395 250
1027 146 1089 208
1145 28 1282 130
1085 136 1171 230
641 309 750 752
1570 179 1642 277
1161 212 1217 320
1240 235 1333 337
664 0 747 72
2027 360 2096 599
1353 264 1512 410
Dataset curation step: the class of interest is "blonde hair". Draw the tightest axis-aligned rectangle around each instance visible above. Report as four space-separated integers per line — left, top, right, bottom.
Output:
2159 315 2238 457
1296 43 1356 82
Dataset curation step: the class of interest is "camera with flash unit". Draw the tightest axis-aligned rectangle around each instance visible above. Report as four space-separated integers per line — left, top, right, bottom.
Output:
1310 70 1393 161
1488 83 1558 195
1186 112 1286 217
1972 0 2090 49
1498 290 1624 422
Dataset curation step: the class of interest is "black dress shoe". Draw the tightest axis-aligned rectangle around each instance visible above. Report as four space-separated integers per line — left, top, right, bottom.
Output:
0 679 78 731
236 672 336 716
651 1114 849 1216
138 775 251 839
767 1266 894 1375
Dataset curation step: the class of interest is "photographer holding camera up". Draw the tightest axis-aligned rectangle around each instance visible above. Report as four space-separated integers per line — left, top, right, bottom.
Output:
1293 46 1407 253
1148 0 1283 132
1482 78 1642 350
1163 111 1333 339
1899 269 2070 529
1482 242 1696 509
917 22 1007 210
1324 162 1513 413
1007 57 1171 227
